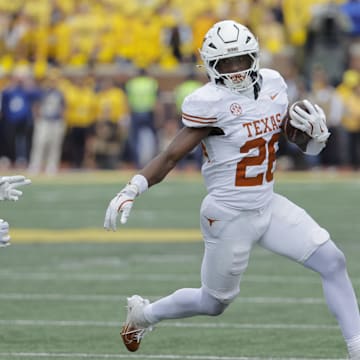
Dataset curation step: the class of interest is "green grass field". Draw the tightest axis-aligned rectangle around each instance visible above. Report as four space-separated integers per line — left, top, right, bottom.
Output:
0 170 360 360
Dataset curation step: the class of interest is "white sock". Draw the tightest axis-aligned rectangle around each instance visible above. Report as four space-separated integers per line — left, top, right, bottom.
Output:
143 287 228 325
348 334 360 358
143 303 157 324
304 241 360 340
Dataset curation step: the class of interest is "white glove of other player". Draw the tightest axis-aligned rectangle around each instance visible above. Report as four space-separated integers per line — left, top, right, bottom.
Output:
0 175 32 201
0 219 10 247
289 99 330 143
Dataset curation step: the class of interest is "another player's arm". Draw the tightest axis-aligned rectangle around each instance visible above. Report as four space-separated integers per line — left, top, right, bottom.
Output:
0 175 31 248
0 175 32 201
104 126 212 230
140 126 211 187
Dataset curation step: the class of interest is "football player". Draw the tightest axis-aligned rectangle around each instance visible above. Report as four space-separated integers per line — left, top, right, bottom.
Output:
104 20 360 359
0 175 31 247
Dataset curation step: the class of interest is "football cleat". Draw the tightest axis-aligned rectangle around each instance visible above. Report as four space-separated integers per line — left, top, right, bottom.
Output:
121 295 153 352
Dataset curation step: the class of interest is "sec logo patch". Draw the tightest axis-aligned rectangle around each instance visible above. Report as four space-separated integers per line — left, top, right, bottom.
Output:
230 103 242 115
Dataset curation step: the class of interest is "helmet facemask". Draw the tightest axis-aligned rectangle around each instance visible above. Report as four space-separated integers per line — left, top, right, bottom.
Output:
200 20 260 92
209 53 259 91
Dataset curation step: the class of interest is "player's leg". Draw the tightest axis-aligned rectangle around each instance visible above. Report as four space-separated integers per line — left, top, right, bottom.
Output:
121 288 226 352
45 121 65 175
304 241 360 358
120 195 234 351
144 195 271 321
259 193 360 358
28 120 46 174
121 195 269 351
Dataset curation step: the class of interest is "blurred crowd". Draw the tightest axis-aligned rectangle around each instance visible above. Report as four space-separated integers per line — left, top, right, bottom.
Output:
0 0 359 173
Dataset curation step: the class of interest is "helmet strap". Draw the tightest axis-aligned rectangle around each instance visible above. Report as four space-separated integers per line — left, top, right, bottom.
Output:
252 72 261 99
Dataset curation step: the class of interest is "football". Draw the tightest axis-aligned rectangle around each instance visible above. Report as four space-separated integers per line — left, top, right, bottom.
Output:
282 100 312 150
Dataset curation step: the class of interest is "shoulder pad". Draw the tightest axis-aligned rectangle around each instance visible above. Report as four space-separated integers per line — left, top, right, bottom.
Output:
181 84 220 128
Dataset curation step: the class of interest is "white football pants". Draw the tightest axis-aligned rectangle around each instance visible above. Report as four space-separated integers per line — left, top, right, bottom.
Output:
200 192 329 302
145 192 360 347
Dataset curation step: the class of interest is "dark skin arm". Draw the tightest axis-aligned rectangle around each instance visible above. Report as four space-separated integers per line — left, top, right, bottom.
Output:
140 126 212 187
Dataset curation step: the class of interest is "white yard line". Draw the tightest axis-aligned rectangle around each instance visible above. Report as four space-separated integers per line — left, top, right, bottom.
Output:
0 319 338 330
0 271 325 284
0 352 346 360
0 293 325 304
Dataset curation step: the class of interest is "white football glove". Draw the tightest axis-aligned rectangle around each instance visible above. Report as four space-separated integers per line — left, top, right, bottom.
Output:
104 183 139 231
0 175 32 201
289 99 330 143
0 219 10 247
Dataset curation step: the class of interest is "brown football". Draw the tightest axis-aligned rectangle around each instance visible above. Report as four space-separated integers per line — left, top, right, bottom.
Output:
282 100 312 150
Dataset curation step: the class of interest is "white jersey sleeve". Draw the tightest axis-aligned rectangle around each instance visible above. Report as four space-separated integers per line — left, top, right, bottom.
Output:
181 84 219 128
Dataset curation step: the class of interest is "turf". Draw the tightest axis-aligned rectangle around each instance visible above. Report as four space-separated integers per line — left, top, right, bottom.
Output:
0 171 359 359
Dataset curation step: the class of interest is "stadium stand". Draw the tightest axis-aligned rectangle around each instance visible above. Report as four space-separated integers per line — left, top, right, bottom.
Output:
0 0 358 171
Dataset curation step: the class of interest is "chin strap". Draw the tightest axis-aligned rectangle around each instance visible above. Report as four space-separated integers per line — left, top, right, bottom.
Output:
253 79 261 100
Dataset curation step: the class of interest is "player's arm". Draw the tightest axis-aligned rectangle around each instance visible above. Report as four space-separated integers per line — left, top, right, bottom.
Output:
0 219 10 248
0 175 31 248
104 126 211 230
140 126 211 186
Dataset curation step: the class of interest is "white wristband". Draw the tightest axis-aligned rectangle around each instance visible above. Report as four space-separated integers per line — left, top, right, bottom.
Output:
130 174 148 195
304 138 326 155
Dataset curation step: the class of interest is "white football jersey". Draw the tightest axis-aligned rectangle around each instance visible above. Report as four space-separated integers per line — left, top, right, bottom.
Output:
182 69 289 210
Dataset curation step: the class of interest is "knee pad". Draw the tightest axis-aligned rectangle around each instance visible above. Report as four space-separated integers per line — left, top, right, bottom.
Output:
326 246 346 276
305 240 347 277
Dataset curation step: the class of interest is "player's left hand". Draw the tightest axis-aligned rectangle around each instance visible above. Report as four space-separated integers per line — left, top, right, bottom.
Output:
104 184 139 231
289 100 330 143
0 219 10 247
0 175 32 201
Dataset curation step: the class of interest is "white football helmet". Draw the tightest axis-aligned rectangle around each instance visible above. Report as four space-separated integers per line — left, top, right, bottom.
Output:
199 20 260 92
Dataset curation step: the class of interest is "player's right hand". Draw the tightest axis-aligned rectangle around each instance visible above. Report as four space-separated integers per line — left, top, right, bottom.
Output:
0 175 32 201
104 184 139 231
289 100 330 143
0 219 10 247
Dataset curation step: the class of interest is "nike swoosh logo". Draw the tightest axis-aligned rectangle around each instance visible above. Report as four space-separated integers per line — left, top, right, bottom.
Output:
270 93 279 100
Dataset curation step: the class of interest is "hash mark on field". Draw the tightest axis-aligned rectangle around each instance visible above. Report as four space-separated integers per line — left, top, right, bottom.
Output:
0 352 346 360
0 319 338 330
